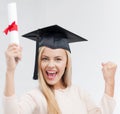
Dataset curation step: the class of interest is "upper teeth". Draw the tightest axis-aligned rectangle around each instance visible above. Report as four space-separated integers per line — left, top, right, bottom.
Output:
47 71 56 73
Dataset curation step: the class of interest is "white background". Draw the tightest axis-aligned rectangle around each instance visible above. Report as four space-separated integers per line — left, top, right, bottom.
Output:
0 0 120 113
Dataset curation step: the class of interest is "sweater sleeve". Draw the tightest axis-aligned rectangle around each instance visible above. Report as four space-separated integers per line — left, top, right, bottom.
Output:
78 87 116 114
2 93 37 114
100 94 116 114
86 94 116 114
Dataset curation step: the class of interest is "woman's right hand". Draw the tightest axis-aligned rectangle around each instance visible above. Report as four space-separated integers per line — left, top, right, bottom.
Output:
5 43 22 73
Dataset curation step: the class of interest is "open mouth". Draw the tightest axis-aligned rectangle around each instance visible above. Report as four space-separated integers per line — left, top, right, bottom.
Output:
46 71 57 80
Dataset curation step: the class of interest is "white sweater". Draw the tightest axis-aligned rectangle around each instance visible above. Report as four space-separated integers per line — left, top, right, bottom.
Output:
2 85 116 114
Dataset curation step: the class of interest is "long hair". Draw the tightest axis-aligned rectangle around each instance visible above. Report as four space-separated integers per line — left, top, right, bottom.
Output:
38 47 72 114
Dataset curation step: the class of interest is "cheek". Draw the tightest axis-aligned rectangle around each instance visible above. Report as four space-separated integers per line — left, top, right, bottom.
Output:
59 63 66 72
40 62 46 71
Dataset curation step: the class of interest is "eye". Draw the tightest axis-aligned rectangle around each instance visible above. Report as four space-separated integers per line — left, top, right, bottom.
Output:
55 58 62 61
41 57 49 61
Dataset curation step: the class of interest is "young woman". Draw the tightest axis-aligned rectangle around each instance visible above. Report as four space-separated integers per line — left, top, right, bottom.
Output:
3 25 117 114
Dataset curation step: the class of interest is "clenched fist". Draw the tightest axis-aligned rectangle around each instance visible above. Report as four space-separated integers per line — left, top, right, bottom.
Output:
102 61 117 97
102 61 117 85
5 43 22 72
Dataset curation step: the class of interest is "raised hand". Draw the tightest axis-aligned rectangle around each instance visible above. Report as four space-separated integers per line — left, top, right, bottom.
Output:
5 43 22 72
102 61 117 97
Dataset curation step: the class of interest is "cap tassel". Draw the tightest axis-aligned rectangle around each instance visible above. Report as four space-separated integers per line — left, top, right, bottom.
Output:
33 35 39 80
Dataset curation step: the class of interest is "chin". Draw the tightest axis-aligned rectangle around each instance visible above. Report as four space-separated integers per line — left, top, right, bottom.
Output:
46 80 57 86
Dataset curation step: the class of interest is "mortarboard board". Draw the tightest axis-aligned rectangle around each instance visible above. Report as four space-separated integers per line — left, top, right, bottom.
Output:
22 25 87 80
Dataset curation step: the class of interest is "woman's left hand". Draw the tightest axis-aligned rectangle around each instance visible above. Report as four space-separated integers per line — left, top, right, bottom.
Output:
102 61 117 97
102 61 117 85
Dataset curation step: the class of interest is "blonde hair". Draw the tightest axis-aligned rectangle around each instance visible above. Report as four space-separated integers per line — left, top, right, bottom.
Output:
38 47 72 114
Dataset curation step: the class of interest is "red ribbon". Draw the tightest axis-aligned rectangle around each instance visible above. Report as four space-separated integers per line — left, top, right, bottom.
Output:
4 21 18 35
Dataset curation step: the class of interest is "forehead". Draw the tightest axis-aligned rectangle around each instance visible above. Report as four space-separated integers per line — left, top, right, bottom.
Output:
42 47 67 56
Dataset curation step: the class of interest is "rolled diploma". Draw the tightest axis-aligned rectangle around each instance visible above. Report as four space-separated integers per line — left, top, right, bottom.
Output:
8 3 19 45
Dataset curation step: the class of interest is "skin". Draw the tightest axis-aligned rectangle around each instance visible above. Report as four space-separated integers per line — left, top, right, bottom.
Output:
40 47 67 89
4 43 22 96
102 62 117 97
4 44 117 97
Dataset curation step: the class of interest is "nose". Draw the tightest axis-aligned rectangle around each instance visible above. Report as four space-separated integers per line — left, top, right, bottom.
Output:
47 60 55 68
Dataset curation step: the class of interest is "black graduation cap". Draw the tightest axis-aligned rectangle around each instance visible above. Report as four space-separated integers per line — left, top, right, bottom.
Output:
22 25 87 80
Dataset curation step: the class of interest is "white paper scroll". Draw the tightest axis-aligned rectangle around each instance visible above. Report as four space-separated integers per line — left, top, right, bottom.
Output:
8 2 19 45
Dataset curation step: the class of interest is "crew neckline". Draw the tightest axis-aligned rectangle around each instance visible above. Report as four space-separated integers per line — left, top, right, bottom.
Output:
54 86 71 93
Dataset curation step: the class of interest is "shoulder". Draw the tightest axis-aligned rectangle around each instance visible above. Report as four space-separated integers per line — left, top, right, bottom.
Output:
70 84 90 99
70 84 84 92
27 86 42 94
26 86 44 99
19 86 45 103
24 86 47 107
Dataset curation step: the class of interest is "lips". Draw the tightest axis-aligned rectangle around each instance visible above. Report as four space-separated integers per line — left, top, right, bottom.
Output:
46 71 57 80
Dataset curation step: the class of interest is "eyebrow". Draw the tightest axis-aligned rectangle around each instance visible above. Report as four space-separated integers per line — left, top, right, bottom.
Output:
54 56 63 58
41 55 63 58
